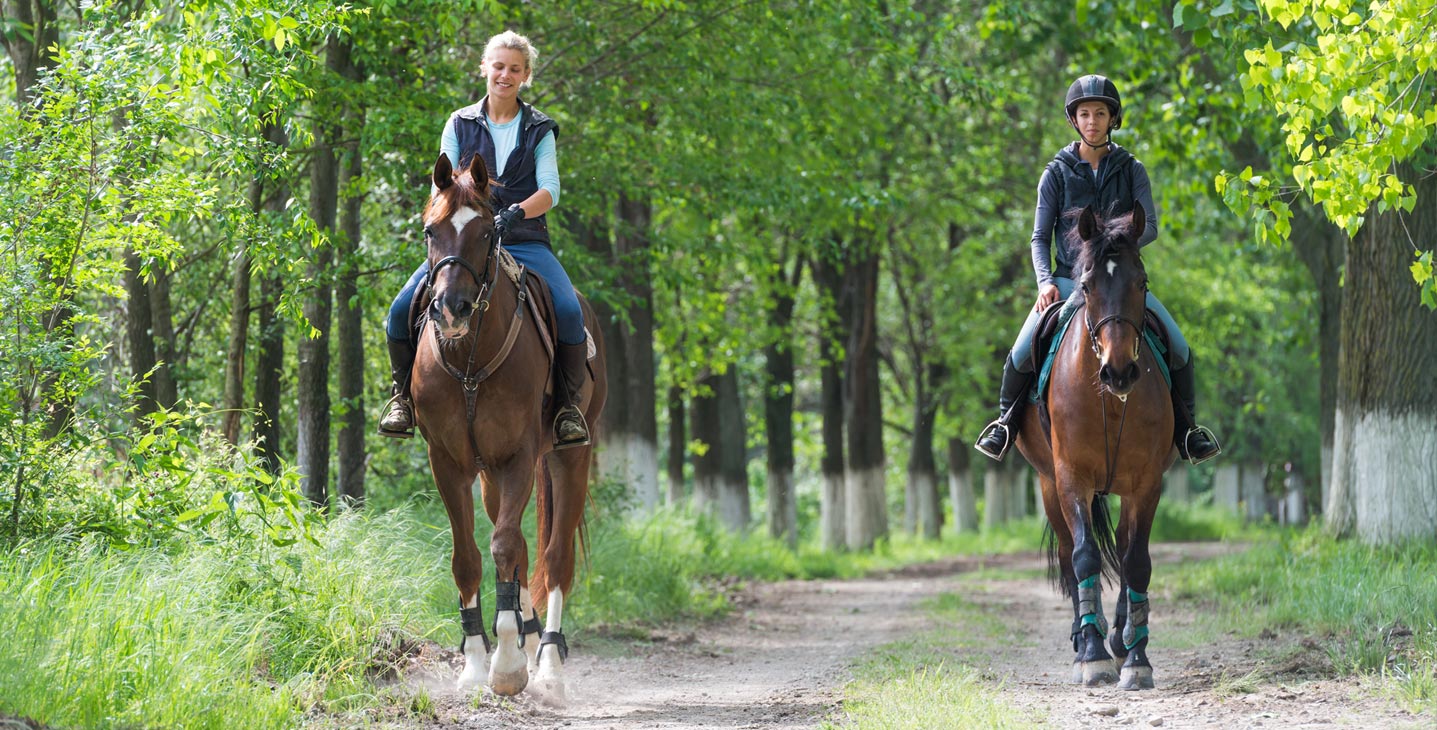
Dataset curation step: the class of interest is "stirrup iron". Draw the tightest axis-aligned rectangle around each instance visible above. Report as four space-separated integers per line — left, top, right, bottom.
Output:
1181 425 1221 465
377 393 415 439
974 420 1013 461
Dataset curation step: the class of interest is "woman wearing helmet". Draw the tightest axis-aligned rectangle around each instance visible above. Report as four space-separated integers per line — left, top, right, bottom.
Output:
973 74 1220 465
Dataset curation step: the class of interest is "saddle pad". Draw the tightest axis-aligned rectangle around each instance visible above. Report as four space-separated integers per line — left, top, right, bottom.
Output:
1031 307 1171 403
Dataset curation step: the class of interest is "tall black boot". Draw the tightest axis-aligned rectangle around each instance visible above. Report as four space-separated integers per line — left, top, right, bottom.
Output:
1171 357 1220 464
974 357 1034 462
378 338 417 439
553 341 591 449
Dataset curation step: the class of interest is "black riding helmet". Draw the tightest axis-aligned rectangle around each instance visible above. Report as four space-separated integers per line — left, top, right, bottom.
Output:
1065 74 1122 130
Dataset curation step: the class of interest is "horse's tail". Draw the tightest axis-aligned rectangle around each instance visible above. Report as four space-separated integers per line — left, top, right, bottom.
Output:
1044 493 1122 598
530 456 554 611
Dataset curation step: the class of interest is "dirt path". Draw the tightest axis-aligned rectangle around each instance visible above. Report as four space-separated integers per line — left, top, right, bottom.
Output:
393 543 1430 729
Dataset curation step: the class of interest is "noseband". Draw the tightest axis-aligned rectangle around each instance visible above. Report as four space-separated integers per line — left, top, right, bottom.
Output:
1084 312 1143 360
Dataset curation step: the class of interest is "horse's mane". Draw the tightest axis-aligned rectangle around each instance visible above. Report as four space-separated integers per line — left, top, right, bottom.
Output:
424 167 493 227
1065 208 1141 275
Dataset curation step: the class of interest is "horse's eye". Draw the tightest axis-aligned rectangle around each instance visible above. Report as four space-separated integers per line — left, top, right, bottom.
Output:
423 225 433 241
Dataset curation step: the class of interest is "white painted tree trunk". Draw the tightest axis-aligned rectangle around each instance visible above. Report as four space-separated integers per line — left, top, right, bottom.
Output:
913 471 940 540
1213 463 1241 513
1241 462 1267 522
1325 407 1356 535
602 433 660 513
1165 465 1189 503
845 467 887 550
1007 463 1029 519
949 467 977 534
1281 472 1306 526
984 464 1007 528
1350 411 1437 543
821 473 846 550
767 470 797 548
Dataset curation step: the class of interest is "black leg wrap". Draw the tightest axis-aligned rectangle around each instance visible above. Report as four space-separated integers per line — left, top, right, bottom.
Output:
494 578 527 647
539 630 569 662
459 604 491 654
522 609 543 639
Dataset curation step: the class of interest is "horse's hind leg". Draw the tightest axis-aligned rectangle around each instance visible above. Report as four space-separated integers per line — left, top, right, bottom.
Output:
529 446 591 706
1110 506 1133 662
1117 492 1159 690
430 454 487 690
1060 483 1118 686
487 454 537 696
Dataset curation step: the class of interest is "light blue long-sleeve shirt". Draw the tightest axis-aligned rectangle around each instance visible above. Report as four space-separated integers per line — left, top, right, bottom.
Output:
440 112 560 207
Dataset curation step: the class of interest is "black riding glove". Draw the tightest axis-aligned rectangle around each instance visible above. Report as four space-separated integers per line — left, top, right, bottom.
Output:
494 204 525 238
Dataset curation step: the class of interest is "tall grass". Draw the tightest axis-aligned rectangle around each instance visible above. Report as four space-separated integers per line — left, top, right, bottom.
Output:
1165 527 1437 711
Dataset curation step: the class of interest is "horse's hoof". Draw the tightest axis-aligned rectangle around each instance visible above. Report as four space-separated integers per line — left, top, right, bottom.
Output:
530 661 568 707
1082 659 1119 686
1118 665 1154 690
457 660 485 691
488 666 529 696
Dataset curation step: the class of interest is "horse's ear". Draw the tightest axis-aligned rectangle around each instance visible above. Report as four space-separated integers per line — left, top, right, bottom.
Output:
433 153 454 190
1078 207 1099 241
1129 204 1146 241
465 153 490 196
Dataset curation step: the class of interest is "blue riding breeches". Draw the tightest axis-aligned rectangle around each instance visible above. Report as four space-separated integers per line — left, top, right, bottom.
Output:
1008 277 1190 372
386 241 585 346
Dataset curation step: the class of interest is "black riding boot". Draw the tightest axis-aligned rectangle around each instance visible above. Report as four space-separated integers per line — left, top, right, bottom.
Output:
553 341 591 449
1171 357 1221 464
974 357 1034 462
378 338 417 439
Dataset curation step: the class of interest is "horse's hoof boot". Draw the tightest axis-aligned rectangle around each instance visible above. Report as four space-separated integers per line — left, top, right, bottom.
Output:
1118 665 1154 690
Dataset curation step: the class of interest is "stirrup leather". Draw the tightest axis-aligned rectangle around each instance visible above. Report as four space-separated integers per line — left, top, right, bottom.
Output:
377 393 415 439
974 419 1013 461
1180 425 1221 465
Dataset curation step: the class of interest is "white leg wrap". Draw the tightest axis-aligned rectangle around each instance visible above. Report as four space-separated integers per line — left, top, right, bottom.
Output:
457 594 485 690
488 592 528 696
531 588 567 706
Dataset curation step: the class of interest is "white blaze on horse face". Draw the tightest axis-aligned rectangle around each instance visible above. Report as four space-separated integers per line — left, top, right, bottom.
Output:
1106 259 1118 277
449 205 480 238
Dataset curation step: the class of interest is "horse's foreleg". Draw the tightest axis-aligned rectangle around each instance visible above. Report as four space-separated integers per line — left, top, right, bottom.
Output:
487 455 536 697
1062 487 1118 687
430 454 487 690
1117 493 1159 690
530 448 590 707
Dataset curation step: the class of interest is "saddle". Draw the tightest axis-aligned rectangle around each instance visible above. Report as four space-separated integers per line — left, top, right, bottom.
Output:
407 246 596 405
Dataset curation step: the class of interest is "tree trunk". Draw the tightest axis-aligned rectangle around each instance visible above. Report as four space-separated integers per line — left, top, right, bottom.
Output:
1007 461 1030 519
582 196 660 510
1213 463 1241 513
222 177 262 445
1289 204 1344 509
1329 162 1437 543
1241 462 1267 522
764 262 798 547
983 462 1006 528
691 368 749 530
1164 465 1190 503
946 437 978 533
2 0 59 108
124 248 159 421
297 36 344 507
909 377 940 540
814 255 847 550
150 267 177 410
334 102 366 508
253 273 285 474
844 250 887 550
666 384 686 505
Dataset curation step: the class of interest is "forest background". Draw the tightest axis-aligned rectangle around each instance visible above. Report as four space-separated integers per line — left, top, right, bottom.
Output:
2 0 1436 725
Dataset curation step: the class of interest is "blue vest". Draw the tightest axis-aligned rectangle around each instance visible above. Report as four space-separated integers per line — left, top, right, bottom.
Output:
451 99 560 246
1047 144 1135 280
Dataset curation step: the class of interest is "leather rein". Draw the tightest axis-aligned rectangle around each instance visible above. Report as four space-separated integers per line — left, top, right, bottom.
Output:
424 226 528 471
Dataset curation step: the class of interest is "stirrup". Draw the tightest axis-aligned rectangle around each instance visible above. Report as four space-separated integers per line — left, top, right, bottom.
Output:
377 393 415 439
1180 425 1221 465
553 406 590 450
974 420 1013 461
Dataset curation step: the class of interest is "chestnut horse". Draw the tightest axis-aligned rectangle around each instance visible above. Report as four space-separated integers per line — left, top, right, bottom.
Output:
412 152 607 704
1016 206 1174 691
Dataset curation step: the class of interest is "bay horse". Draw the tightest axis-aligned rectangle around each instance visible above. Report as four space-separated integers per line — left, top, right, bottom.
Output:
1016 206 1174 691
412 152 607 704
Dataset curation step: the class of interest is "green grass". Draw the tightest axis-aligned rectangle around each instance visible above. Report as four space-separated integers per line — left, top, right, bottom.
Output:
826 592 1043 729
1164 527 1437 711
